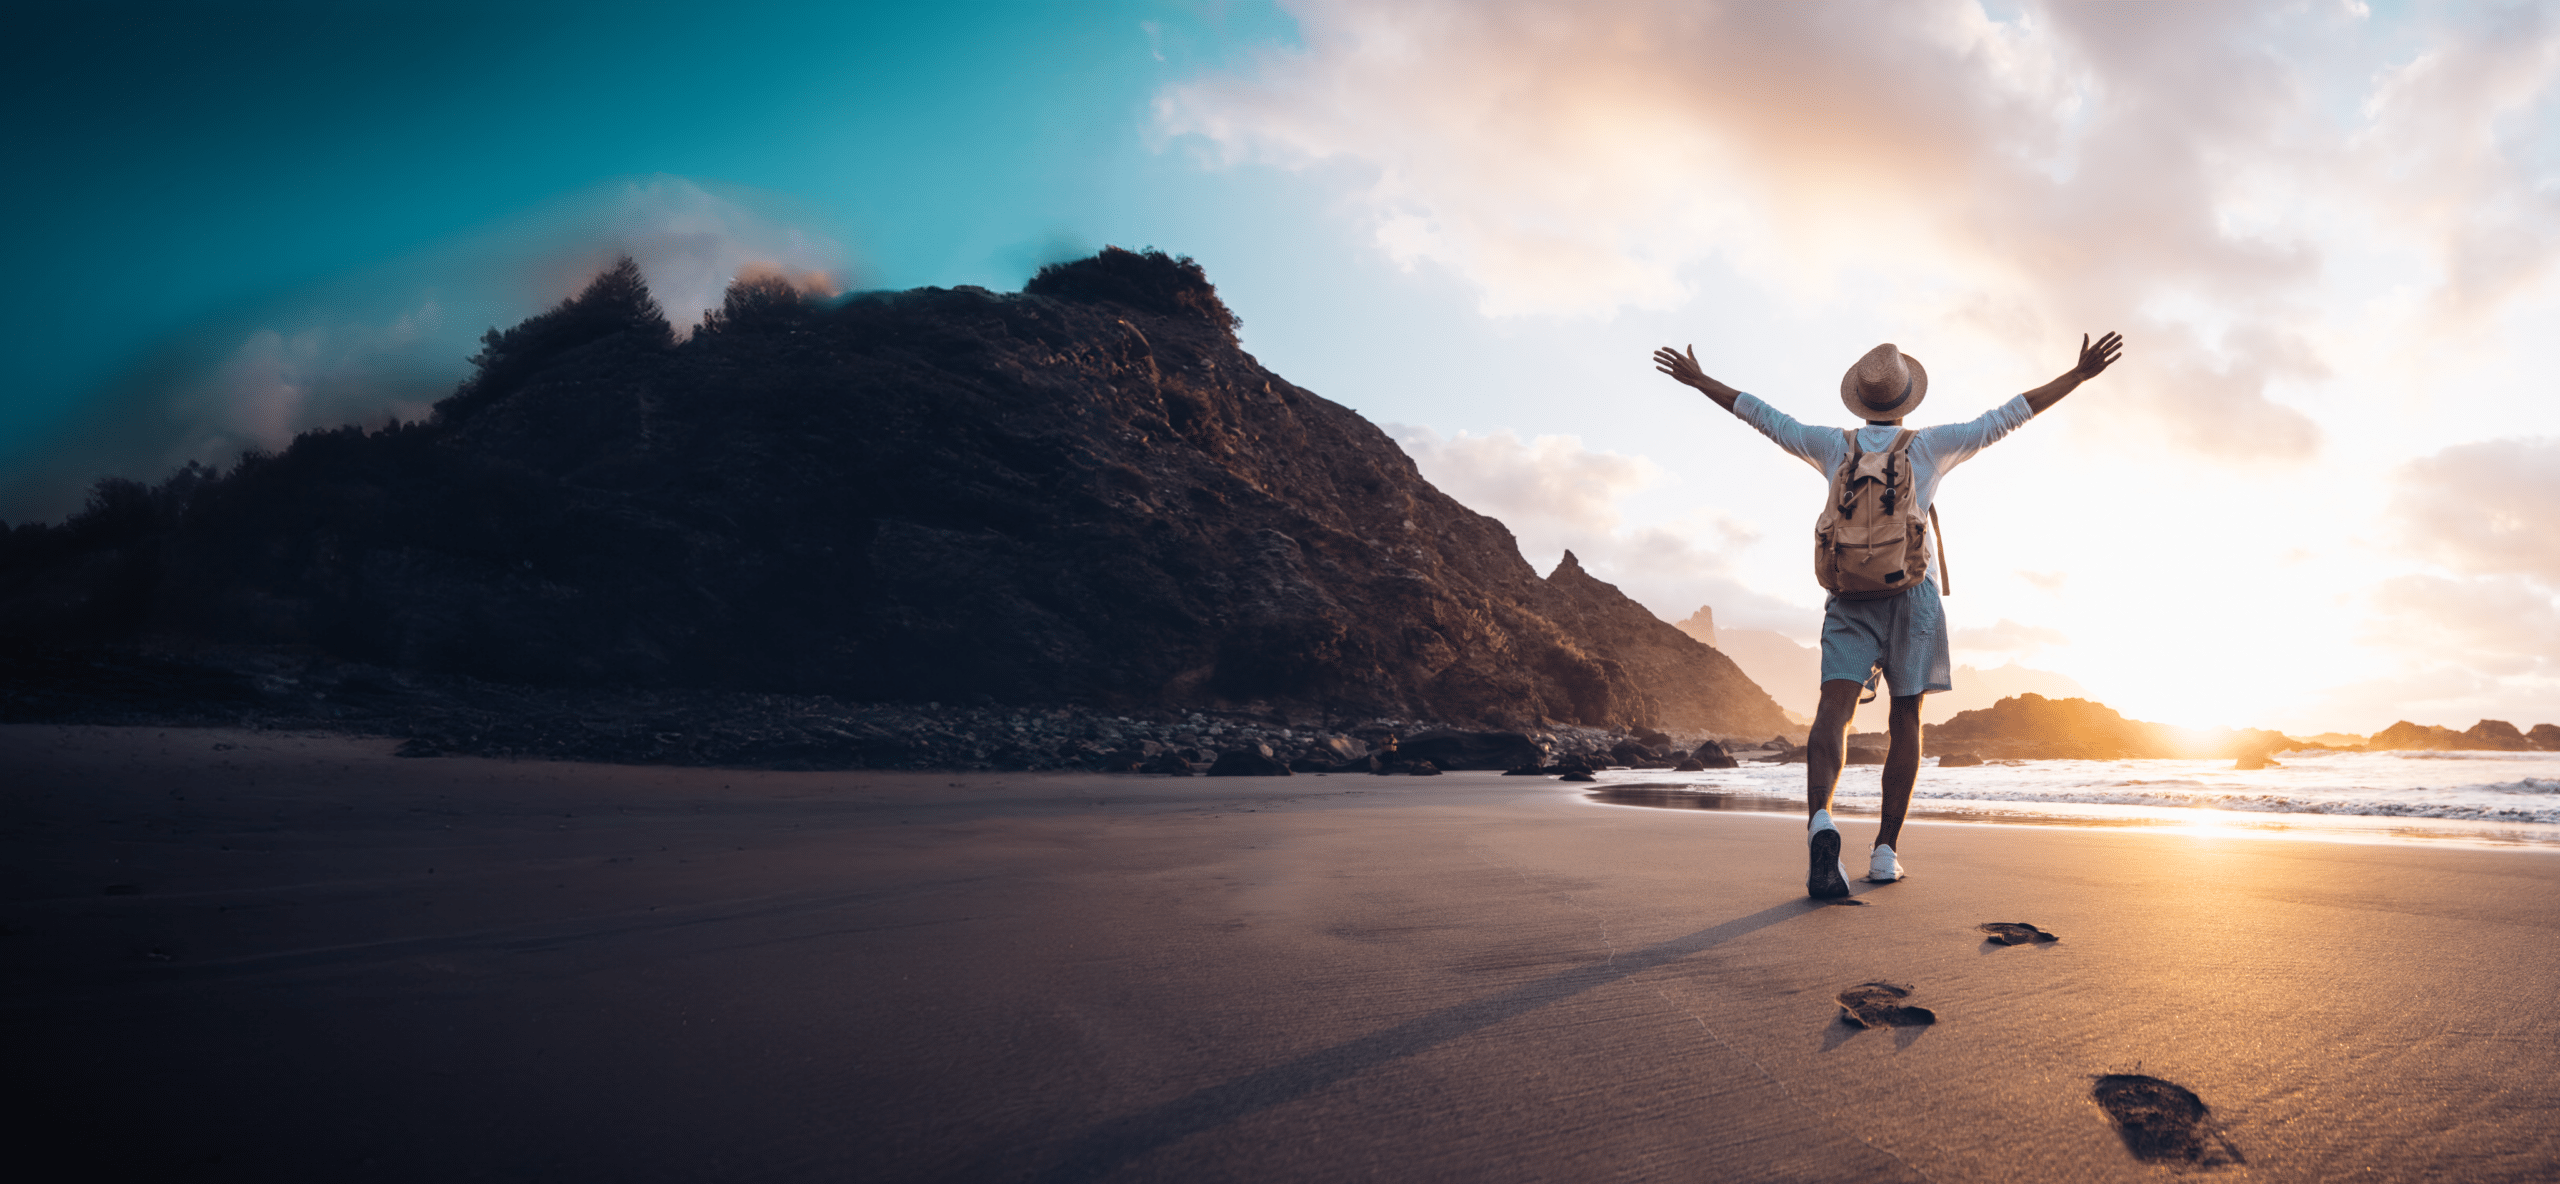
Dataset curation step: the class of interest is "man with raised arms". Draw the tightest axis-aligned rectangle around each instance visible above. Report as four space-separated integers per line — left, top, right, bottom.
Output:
1652 332 2123 898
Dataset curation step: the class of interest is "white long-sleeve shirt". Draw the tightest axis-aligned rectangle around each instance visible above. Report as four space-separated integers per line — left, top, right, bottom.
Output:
1730 392 2036 580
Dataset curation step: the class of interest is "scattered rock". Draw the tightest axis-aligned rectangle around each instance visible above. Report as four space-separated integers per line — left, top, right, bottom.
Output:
1935 752 1983 768
1688 740 1738 769
1138 752 1197 776
1206 746 1291 776
1608 739 1659 766
0 642 1780 776
1398 729 1542 771
1319 736 1371 763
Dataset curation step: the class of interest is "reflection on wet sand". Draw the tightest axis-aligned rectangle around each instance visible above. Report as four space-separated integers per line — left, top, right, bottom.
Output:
1584 786 1823 814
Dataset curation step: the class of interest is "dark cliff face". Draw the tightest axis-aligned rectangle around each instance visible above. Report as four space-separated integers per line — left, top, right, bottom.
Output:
1 249 1788 735
1541 551 1779 733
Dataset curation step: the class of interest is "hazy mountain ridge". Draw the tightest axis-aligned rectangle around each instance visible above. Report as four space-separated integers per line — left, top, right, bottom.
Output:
0 250 1786 737
1925 693 2560 760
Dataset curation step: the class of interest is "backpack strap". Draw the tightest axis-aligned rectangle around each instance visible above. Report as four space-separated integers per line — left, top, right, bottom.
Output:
1929 504 1951 595
1886 430 1952 594
1834 429 1865 517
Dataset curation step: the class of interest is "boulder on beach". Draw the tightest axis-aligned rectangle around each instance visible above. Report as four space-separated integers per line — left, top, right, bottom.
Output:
1206 745 1292 776
1936 752 1984 768
1138 751 1197 776
1688 740 1739 769
1398 729 1542 771
1608 739 1660 766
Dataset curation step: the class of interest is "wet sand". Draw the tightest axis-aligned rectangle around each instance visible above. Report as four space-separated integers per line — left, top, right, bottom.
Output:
7 723 2560 1182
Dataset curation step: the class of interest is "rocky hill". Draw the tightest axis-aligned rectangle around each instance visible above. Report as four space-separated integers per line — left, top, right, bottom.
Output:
0 249 1786 738
1924 693 2293 761
2364 719 2560 751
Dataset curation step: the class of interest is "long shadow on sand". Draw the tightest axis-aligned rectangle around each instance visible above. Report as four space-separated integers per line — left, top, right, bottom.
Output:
1025 899 1823 1183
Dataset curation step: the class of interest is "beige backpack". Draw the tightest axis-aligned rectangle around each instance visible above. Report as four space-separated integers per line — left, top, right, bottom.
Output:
1814 429 1951 600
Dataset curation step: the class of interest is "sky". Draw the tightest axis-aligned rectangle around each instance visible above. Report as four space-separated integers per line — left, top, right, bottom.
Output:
7 0 2560 736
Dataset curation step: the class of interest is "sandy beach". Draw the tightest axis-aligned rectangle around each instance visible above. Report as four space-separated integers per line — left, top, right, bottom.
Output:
7 724 2560 1182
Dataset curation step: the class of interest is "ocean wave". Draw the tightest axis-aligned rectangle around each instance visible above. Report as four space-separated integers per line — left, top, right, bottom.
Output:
1907 786 2560 824
2391 751 2551 761
1616 752 2560 830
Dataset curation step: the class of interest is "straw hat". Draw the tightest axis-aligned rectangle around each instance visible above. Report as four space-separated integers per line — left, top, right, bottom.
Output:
1840 343 1928 421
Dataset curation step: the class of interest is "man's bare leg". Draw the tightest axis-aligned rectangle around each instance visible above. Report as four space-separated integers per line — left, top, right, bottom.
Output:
1876 693 1924 853
1802 679 1867 899
1805 678 1866 824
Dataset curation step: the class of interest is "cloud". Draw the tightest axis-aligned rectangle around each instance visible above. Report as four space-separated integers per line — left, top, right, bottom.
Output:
2367 573 2560 679
1393 423 1808 632
2 176 845 523
2352 6 2560 326
1950 617 2070 660
2369 433 2560 681
1390 424 1660 540
2325 434 2560 728
2389 436 2560 583
2016 569 2069 591
1158 2 2560 465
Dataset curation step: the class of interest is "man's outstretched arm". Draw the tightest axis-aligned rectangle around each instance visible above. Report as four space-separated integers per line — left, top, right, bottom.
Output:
1652 345 1744 414
2020 332 2124 415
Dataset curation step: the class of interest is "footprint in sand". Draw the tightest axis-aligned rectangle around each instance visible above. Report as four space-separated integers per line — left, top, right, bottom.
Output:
1977 921 2058 946
1835 982 1937 1028
2092 1073 2244 1166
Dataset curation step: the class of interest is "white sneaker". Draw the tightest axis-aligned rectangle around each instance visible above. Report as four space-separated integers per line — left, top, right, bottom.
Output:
1807 810 1851 899
1866 844 1905 883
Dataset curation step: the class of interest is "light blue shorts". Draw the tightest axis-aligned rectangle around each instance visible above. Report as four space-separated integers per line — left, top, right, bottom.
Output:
1818 582 1952 700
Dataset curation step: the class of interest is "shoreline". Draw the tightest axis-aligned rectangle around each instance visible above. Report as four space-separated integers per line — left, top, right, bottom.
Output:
1581 779 2560 851
10 723 2560 1180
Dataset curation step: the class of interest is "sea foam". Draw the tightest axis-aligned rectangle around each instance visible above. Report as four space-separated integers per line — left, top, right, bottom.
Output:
1594 750 2560 843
